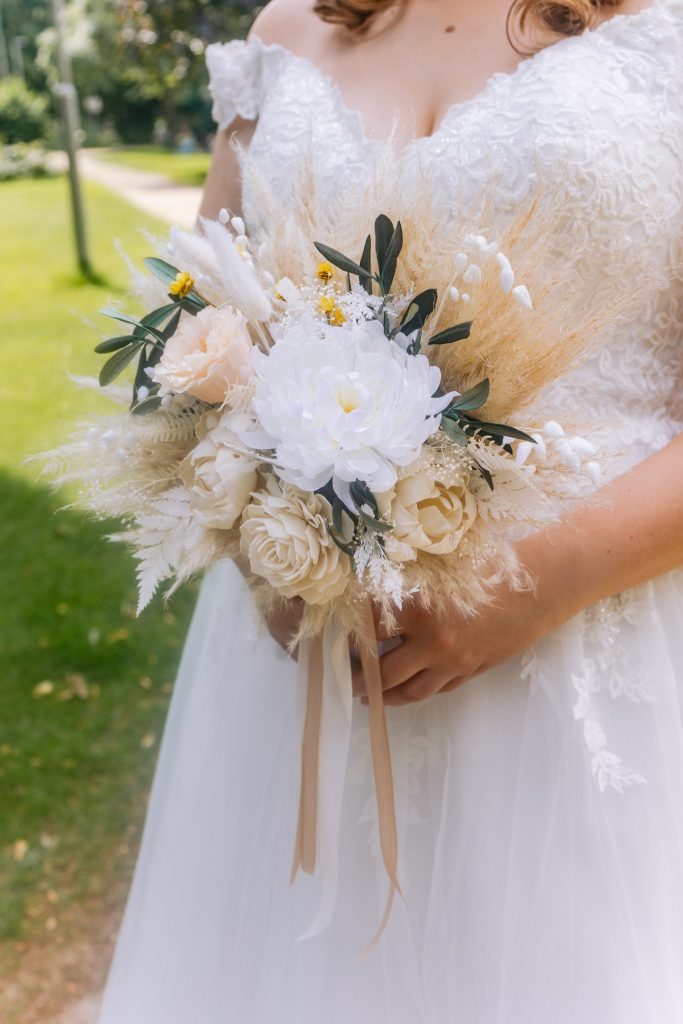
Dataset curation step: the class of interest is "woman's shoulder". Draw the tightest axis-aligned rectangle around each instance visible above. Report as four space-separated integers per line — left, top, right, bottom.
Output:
248 0 329 51
205 0 331 129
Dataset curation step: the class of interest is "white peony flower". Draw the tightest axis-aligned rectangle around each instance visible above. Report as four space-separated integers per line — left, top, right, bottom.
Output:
377 460 477 562
153 305 254 405
242 317 451 504
180 410 259 529
240 477 350 604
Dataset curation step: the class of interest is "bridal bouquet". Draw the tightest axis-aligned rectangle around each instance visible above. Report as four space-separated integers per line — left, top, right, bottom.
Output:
44 193 604 948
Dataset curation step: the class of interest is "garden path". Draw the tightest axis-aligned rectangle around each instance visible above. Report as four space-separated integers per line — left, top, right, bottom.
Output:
53 149 202 228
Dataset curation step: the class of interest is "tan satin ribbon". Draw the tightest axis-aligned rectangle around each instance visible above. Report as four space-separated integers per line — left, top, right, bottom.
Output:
290 634 324 880
356 599 403 955
290 602 402 952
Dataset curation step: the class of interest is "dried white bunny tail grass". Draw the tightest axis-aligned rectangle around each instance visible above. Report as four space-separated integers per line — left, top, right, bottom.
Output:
115 239 169 310
167 219 272 322
67 374 131 407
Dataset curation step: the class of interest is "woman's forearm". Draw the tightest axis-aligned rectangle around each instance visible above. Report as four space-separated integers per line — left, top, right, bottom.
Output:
520 432 683 618
198 117 255 224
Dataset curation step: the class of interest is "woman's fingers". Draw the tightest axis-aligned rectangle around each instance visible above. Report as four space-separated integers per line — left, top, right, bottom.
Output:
353 642 420 698
353 640 425 701
440 676 465 694
383 670 440 707
378 641 428 691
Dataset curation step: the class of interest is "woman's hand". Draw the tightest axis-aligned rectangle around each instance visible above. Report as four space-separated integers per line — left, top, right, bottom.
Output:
233 552 303 657
353 432 683 706
353 527 583 707
264 600 304 656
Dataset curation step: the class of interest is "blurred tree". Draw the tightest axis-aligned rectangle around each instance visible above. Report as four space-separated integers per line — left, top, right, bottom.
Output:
0 75 50 142
0 0 52 91
4 0 258 145
75 0 257 144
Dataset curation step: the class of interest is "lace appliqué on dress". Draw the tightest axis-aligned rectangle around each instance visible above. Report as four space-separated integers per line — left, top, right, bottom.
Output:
524 590 659 794
205 39 282 129
348 709 437 861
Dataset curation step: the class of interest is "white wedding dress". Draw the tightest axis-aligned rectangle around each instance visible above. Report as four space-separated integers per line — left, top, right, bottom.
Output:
97 3 683 1021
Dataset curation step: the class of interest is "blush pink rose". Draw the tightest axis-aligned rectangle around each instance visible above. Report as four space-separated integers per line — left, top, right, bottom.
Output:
153 305 254 404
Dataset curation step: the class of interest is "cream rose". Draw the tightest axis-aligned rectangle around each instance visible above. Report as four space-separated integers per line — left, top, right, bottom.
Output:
240 478 350 604
378 464 477 562
153 305 253 404
181 411 258 530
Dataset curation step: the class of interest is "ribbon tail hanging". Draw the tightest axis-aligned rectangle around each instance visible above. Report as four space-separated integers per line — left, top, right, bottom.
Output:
357 599 404 955
290 604 402 950
292 618 354 940
290 634 324 882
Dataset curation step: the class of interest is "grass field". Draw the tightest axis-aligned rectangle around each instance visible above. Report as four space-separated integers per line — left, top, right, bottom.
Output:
0 173 197 979
99 145 212 187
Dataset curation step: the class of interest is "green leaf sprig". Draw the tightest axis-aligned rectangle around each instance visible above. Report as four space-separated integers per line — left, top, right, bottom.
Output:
95 258 208 414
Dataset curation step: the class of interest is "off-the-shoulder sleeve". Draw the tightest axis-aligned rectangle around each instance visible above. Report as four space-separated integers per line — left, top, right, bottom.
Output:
205 39 265 130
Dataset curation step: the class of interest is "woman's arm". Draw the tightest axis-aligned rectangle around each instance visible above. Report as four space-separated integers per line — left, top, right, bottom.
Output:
199 0 317 223
198 117 255 222
361 432 683 707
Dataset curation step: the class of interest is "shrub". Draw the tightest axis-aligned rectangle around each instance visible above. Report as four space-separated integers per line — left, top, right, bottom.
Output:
0 77 51 145
0 143 52 182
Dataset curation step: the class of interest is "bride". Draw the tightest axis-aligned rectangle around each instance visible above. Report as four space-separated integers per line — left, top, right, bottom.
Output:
96 0 683 1021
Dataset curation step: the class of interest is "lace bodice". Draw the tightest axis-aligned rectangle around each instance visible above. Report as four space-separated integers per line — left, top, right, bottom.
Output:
206 0 683 459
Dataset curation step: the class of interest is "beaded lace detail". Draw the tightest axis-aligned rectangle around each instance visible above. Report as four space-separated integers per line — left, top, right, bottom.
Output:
206 0 683 790
521 592 659 795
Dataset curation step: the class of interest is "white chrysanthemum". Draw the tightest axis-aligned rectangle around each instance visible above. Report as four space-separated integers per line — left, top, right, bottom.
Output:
241 317 451 503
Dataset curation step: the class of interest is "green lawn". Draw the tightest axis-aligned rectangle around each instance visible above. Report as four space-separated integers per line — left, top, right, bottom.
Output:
99 145 212 187
0 176 197 946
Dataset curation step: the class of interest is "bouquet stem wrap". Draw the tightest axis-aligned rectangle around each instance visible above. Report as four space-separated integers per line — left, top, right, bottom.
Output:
291 602 402 952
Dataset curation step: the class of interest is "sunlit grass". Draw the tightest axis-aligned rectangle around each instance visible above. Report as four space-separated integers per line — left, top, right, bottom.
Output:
0 175 197 943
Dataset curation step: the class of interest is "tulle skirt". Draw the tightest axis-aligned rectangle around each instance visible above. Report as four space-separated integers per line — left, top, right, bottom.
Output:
97 560 683 1024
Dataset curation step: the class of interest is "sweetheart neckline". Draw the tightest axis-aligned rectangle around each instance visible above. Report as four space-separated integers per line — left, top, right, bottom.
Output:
249 0 670 155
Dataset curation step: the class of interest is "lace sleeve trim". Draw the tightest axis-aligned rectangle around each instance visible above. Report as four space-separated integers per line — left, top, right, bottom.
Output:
205 39 269 130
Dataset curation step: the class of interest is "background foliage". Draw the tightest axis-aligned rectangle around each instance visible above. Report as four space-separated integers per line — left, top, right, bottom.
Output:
0 76 50 144
1 0 258 146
